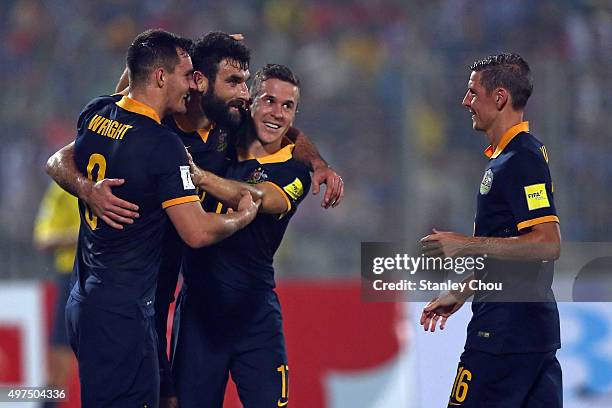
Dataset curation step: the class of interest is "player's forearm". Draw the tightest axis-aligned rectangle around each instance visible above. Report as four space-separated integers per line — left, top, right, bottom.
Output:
193 211 254 247
196 170 263 209
45 142 93 200
462 229 560 261
452 273 476 300
289 128 327 171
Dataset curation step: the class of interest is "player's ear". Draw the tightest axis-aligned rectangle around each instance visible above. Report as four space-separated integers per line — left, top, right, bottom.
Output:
194 71 208 93
154 67 165 88
495 88 509 110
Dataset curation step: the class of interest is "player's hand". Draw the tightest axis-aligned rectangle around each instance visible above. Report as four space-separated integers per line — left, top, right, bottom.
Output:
312 166 344 208
230 33 245 41
160 396 179 408
420 229 471 258
420 292 465 332
237 190 261 225
187 149 206 187
83 178 139 230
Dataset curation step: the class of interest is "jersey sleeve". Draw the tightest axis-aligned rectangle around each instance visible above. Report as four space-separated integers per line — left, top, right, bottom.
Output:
502 149 559 231
264 162 311 215
149 131 200 209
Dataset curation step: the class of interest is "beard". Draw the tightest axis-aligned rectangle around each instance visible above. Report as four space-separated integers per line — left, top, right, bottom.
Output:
200 89 247 132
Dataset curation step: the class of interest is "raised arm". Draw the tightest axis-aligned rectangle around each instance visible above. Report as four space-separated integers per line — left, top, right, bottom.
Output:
165 191 260 248
45 142 139 229
286 127 344 208
190 165 288 214
116 67 130 94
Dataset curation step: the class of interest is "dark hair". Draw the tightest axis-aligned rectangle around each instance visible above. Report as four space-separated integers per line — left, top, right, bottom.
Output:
250 64 300 99
470 53 533 109
191 32 250 85
126 29 193 87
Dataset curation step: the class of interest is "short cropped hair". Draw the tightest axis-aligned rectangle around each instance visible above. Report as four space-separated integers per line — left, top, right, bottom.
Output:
191 32 250 84
470 53 533 109
250 64 300 100
126 29 193 87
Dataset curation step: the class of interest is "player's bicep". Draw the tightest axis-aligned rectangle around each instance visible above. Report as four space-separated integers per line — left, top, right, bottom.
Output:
259 182 291 215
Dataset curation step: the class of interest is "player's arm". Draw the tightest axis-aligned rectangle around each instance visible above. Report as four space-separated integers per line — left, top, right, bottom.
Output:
286 127 344 208
190 165 288 214
420 273 475 332
165 191 259 248
45 142 140 229
116 67 129 94
421 223 561 262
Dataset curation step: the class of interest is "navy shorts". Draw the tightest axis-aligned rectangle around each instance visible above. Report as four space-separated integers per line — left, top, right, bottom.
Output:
65 295 160 408
172 286 289 408
448 349 562 407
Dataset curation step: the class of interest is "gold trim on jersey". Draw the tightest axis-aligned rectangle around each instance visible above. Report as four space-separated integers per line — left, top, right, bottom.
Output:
239 144 295 164
484 121 530 158
162 195 200 209
517 215 559 231
116 96 161 124
173 115 214 143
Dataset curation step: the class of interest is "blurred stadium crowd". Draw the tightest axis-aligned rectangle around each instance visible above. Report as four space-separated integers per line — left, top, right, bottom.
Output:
0 0 610 278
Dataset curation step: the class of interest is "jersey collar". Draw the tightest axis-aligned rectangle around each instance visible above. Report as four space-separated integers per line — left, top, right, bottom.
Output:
173 115 214 143
116 96 161 124
484 121 529 158
239 143 295 164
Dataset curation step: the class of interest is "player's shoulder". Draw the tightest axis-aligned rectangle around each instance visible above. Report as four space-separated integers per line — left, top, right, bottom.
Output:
79 94 122 117
506 131 549 167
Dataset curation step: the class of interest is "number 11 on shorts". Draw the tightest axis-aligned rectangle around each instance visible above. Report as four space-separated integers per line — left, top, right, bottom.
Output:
277 364 289 407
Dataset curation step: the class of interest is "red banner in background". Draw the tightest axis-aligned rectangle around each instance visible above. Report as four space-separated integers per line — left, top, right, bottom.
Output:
0 325 24 384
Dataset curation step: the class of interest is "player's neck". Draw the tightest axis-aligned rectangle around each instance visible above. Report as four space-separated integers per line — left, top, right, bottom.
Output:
174 110 212 132
487 111 525 149
128 89 167 122
174 95 212 131
247 136 283 158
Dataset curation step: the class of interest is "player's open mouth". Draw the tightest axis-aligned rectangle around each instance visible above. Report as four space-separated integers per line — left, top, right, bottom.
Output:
264 122 281 130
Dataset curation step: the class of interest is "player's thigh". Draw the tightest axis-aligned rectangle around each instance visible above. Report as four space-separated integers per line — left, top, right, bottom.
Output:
447 350 539 408
172 298 231 408
67 301 159 408
231 347 289 408
523 353 562 408
231 314 289 408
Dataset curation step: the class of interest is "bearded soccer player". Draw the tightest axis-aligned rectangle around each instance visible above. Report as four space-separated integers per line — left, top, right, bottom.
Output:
420 53 562 407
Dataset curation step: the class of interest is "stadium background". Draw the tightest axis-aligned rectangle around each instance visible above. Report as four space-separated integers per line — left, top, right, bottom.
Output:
0 0 611 407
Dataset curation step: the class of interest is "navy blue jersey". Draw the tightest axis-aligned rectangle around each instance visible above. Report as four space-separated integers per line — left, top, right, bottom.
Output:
163 116 235 211
467 121 560 354
182 144 311 292
71 95 199 310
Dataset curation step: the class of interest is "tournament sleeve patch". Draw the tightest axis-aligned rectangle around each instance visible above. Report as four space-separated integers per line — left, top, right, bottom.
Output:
283 178 304 201
180 166 195 190
524 183 550 210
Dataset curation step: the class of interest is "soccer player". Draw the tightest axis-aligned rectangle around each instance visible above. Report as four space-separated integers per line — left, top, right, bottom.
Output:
62 29 259 408
419 54 562 407
33 182 79 408
173 64 309 408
